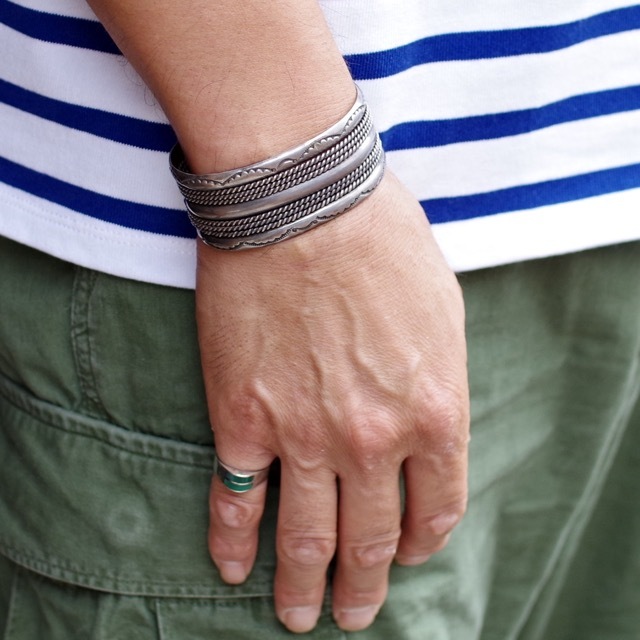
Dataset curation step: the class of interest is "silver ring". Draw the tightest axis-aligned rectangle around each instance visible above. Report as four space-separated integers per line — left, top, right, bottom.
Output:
214 455 270 493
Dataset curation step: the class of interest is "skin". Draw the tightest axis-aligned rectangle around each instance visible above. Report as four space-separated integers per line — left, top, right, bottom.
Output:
88 0 470 633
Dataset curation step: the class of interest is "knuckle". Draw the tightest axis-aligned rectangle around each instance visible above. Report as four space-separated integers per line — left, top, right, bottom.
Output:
415 384 470 455
212 494 259 530
282 451 330 477
419 506 466 537
343 409 400 470
223 386 268 428
349 535 400 569
278 531 337 567
213 383 275 450
429 387 468 430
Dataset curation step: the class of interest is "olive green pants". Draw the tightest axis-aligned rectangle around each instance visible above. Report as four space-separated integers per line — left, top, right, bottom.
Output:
0 236 639 639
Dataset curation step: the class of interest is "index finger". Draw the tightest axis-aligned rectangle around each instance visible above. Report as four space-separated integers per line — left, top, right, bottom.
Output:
208 452 272 584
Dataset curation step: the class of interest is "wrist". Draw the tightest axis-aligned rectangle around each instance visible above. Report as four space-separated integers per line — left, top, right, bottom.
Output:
172 86 385 250
176 75 355 175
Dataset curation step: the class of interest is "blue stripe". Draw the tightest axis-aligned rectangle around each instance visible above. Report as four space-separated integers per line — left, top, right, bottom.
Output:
0 79 176 152
2 2 639 75
0 0 119 54
422 163 640 223
5 77 638 153
0 155 195 238
3 154 638 235
346 5 640 80
380 85 640 150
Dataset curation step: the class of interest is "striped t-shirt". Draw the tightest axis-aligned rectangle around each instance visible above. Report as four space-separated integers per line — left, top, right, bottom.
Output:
1 0 639 288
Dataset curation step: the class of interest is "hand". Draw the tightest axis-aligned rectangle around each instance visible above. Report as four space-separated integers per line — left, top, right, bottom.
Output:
196 171 469 633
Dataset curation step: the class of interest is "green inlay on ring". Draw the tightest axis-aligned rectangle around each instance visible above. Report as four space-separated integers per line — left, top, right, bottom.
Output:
223 478 254 492
224 473 252 484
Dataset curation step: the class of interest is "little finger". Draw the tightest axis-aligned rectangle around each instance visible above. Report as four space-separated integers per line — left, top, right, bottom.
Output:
395 452 467 565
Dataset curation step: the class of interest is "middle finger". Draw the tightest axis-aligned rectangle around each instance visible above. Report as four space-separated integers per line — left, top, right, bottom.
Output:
274 462 338 634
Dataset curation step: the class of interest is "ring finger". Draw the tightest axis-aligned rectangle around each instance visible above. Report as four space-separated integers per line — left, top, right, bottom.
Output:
332 467 402 632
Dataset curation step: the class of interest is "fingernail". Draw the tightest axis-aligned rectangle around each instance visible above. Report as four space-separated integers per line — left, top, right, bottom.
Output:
395 553 431 566
336 605 380 631
281 606 321 633
218 561 247 584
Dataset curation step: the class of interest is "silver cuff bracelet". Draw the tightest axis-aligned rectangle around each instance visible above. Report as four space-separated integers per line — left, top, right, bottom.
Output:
169 86 385 250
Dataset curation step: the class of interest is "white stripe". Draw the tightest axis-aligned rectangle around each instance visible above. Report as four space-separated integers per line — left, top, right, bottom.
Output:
0 23 168 123
0 104 183 209
321 0 638 54
360 30 640 129
10 0 99 20
0 184 196 289
5 101 638 213
389 109 640 200
432 187 640 272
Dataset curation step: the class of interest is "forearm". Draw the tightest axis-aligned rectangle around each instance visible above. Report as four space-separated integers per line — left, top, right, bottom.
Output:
87 0 355 173
86 3 469 634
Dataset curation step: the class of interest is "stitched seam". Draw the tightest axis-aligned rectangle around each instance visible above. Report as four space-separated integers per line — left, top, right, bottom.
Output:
2 560 21 639
70 266 106 419
155 599 168 640
0 375 213 466
0 544 273 597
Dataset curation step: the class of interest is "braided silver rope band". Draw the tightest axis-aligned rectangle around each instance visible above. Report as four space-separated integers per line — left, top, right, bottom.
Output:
189 139 383 240
173 108 373 209
170 86 385 250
